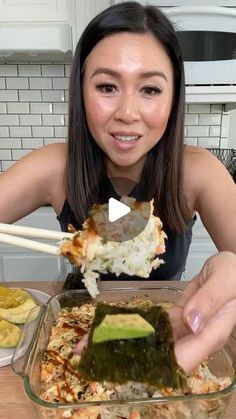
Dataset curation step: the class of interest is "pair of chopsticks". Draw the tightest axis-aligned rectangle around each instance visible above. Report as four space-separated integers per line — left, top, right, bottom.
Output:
0 223 74 255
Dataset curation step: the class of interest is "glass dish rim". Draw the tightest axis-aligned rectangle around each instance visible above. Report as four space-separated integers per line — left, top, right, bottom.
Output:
20 285 236 409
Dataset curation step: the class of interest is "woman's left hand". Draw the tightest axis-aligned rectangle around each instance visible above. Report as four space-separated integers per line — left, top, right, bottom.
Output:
168 251 236 372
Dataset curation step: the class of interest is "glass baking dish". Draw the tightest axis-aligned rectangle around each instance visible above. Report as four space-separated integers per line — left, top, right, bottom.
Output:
11 287 236 419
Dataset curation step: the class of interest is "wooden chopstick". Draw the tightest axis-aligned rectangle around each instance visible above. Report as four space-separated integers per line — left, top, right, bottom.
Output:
0 223 74 240
0 232 60 255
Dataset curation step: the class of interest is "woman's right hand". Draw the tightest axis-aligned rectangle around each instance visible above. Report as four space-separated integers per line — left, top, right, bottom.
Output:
169 251 236 372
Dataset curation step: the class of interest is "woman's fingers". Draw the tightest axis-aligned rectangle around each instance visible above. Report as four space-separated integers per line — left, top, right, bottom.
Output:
182 252 236 333
175 299 236 372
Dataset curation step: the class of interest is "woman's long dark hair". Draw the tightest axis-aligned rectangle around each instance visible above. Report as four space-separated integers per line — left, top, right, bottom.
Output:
66 1 190 232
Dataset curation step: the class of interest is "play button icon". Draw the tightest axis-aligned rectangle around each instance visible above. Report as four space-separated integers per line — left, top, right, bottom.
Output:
89 177 152 242
108 198 131 222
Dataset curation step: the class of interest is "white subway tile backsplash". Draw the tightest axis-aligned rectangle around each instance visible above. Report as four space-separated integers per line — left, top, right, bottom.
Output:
0 65 17 77
0 115 19 126
10 127 31 137
0 138 21 148
42 90 65 102
188 104 211 114
32 126 54 137
53 103 68 114
7 102 29 114
0 63 230 170
0 127 9 137
0 103 7 113
187 125 210 137
184 114 198 125
44 138 66 145
19 115 42 126
29 78 52 90
221 113 230 138
52 77 69 90
30 103 53 114
209 126 221 137
42 115 64 126
19 90 41 102
22 138 43 149
0 79 5 89
42 65 64 77
0 90 18 102
65 90 69 102
2 161 15 170
184 137 198 146
198 138 220 148
65 65 71 77
18 65 41 77
6 78 29 89
54 126 67 138
0 150 11 160
12 149 32 160
199 114 221 125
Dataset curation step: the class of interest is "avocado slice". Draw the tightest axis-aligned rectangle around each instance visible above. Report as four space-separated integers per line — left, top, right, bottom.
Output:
0 298 38 324
0 318 21 348
0 287 34 309
92 313 155 343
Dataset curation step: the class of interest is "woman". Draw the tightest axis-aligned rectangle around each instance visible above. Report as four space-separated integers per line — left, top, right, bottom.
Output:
1 2 235 266
0 2 235 370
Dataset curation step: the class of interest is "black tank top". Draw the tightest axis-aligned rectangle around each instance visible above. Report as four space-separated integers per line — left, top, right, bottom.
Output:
57 193 196 282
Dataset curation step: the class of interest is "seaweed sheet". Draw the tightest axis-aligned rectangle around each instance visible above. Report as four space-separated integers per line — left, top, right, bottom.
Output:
78 303 186 389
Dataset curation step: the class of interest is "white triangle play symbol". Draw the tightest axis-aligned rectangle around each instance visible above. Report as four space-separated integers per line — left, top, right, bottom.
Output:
108 198 131 222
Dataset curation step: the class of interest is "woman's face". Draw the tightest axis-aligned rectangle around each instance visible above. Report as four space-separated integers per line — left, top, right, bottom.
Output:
82 32 174 178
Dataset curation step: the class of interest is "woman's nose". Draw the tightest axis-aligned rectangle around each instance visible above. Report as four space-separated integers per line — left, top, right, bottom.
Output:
114 93 140 124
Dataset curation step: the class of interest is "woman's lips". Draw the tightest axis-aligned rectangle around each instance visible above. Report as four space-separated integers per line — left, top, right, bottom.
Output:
111 134 141 150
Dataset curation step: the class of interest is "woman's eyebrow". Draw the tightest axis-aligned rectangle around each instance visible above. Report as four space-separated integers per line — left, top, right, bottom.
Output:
141 70 167 82
91 67 167 82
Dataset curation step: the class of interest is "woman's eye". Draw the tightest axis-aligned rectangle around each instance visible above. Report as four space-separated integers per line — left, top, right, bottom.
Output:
96 83 117 93
142 86 161 96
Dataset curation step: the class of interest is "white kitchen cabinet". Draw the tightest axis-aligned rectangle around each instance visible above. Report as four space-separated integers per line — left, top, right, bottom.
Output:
0 0 70 22
0 207 62 282
73 0 112 48
0 0 74 61
0 1 113 54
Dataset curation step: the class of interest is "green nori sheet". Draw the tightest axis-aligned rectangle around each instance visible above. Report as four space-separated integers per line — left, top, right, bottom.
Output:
63 266 86 290
78 303 186 389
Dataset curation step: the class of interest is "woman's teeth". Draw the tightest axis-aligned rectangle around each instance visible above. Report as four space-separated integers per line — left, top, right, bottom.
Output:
113 135 139 142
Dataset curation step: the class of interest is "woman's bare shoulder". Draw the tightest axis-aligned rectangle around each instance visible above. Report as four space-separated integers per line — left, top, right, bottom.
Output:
183 146 236 253
0 142 67 222
183 144 236 211
184 144 223 176
33 142 67 165
184 144 210 160
27 142 67 209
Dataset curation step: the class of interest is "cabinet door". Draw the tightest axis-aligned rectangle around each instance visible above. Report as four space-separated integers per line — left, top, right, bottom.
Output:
73 0 112 46
0 0 69 21
0 250 60 282
0 207 61 282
